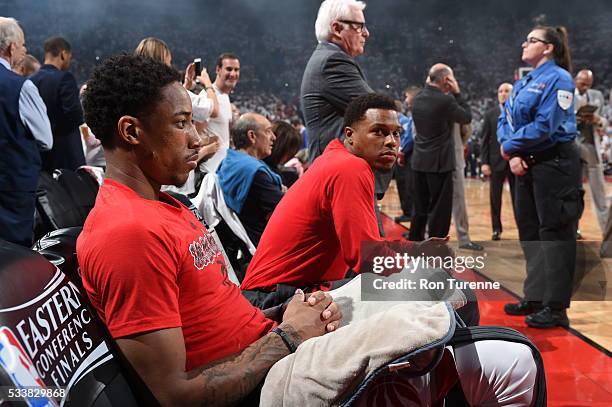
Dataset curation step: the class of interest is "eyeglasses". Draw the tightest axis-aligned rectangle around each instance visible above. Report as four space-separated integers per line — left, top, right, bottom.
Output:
525 37 550 45
338 19 367 33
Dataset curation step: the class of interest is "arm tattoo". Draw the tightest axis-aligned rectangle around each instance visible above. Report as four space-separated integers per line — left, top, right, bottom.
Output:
199 324 300 406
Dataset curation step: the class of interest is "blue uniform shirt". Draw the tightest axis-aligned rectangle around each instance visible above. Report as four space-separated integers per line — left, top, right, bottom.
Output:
497 60 577 154
399 112 414 154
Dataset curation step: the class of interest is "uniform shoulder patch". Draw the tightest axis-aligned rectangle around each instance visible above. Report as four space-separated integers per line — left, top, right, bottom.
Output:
557 90 573 110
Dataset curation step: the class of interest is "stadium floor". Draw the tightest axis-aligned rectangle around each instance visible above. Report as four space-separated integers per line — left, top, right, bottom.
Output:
380 178 612 405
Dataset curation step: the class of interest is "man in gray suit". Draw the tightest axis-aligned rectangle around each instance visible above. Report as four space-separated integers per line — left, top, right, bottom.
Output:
301 0 394 235
575 69 609 234
300 0 372 162
451 123 483 251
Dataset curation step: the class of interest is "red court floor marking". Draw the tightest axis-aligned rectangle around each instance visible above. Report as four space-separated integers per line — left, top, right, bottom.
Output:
381 213 612 405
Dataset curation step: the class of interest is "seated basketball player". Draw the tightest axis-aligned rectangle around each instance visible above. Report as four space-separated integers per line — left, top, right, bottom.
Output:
76 54 342 405
241 95 460 299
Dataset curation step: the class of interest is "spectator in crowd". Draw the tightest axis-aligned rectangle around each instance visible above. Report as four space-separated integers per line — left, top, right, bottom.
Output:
408 63 472 241
499 26 582 328
480 83 515 241
202 52 241 173
574 69 609 234
0 17 52 246
465 135 480 177
217 113 284 246
134 37 220 126
30 36 85 172
451 122 484 250
291 117 308 151
77 83 106 168
77 54 342 406
13 53 39 76
265 121 304 186
300 0 372 162
393 86 418 227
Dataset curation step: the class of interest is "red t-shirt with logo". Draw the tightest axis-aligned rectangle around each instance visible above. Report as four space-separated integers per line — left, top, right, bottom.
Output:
77 179 275 370
242 139 383 290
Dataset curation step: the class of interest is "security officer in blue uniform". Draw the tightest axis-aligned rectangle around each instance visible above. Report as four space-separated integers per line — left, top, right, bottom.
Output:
498 26 583 328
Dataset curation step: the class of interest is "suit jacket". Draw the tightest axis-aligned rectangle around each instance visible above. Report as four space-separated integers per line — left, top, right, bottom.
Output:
300 42 373 161
479 105 507 172
411 85 472 173
30 64 85 172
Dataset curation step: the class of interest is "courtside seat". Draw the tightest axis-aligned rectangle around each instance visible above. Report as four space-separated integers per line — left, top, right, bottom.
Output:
34 169 100 242
0 237 142 406
29 229 545 406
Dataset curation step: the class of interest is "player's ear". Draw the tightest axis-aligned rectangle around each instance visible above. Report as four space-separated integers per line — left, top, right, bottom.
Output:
117 116 141 146
344 127 355 144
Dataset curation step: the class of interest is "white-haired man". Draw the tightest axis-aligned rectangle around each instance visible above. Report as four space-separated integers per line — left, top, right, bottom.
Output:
0 17 52 246
300 0 397 236
300 0 372 162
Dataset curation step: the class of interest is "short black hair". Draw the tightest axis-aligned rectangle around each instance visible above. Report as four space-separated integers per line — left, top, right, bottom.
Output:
343 93 398 129
82 54 180 149
43 36 71 56
216 52 239 69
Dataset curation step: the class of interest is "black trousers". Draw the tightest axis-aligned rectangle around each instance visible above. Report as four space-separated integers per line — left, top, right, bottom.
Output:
489 166 516 233
409 170 453 241
394 152 414 217
514 142 583 309
0 190 36 247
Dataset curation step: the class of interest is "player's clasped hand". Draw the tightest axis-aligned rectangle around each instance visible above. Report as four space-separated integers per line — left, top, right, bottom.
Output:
281 289 342 345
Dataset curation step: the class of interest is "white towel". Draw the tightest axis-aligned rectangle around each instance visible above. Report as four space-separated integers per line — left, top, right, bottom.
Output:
260 275 452 406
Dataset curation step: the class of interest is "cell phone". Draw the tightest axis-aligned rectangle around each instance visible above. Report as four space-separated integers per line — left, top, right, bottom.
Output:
193 58 201 83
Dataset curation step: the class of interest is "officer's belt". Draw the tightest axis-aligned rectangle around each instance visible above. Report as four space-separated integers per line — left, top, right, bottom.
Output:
521 142 570 166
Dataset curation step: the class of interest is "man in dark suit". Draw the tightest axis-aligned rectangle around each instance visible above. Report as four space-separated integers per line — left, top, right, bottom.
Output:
480 83 515 241
0 17 52 246
300 0 372 162
408 64 472 241
30 36 85 173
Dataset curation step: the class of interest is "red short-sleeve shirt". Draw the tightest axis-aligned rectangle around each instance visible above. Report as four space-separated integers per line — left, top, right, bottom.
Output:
77 179 275 370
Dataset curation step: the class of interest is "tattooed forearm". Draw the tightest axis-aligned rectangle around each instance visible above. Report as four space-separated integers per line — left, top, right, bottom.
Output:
199 324 299 406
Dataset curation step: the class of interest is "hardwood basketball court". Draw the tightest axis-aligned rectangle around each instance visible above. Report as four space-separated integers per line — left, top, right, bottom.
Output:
380 177 611 404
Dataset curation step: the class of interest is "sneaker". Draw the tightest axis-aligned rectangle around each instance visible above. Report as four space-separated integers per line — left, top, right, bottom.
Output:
492 231 501 241
459 241 484 251
525 307 569 328
394 214 411 223
504 300 543 316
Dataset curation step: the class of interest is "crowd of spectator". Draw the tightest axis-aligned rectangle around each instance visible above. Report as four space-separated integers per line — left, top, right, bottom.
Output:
8 0 612 173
